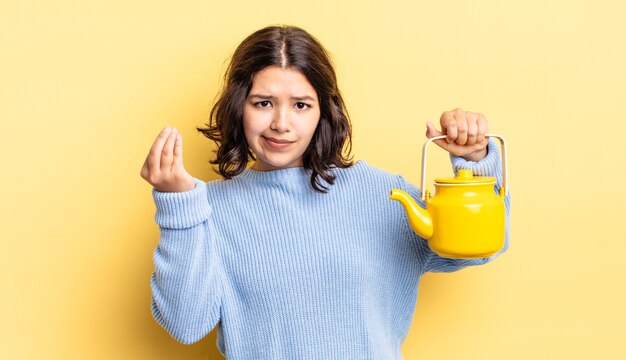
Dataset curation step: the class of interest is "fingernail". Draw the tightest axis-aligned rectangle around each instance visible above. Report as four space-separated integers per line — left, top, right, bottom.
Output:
164 127 171 132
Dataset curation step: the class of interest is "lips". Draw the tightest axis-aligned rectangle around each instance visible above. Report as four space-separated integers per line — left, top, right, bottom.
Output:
263 136 294 150
264 136 293 143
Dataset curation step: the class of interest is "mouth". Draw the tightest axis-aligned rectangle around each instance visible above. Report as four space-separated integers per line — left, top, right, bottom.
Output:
263 136 295 150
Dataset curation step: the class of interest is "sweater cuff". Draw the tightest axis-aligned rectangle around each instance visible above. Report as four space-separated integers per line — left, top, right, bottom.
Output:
152 178 212 229
449 138 502 179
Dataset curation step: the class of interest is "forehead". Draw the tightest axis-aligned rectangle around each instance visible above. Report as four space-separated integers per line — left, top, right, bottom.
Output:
250 66 317 99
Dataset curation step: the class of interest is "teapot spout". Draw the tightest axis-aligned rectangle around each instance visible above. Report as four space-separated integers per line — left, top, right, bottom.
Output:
390 189 433 239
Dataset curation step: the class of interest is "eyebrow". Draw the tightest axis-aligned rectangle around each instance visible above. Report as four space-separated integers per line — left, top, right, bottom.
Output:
248 93 316 102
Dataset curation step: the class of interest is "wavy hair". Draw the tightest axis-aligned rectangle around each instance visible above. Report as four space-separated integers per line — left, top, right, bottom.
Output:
197 25 353 192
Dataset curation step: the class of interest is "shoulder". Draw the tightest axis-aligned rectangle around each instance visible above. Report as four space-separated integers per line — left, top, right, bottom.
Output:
204 176 246 195
333 160 408 189
198 176 243 202
335 160 422 199
336 159 402 180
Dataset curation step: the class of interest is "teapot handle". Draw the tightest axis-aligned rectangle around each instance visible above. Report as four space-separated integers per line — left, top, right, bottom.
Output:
420 134 508 201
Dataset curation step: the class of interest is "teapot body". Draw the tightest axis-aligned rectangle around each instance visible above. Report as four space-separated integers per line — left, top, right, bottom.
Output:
426 183 505 259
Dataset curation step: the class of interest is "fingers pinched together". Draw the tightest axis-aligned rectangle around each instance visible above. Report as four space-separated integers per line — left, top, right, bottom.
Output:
140 127 196 192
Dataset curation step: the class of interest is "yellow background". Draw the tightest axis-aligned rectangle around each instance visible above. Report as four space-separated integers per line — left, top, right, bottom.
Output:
2 0 625 358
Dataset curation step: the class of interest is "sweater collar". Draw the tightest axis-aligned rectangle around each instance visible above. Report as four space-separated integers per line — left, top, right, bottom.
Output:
238 166 312 184
237 160 363 186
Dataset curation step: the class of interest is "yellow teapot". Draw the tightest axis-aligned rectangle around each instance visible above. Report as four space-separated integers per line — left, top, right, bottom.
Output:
390 135 508 259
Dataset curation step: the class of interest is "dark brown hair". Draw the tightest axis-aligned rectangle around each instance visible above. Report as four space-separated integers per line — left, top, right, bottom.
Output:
197 25 353 192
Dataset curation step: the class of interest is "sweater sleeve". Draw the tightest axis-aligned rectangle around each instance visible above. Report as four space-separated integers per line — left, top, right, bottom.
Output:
399 138 511 273
149 178 224 344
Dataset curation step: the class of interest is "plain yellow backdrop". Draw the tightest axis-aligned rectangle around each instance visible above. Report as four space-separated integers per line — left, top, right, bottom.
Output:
2 0 625 359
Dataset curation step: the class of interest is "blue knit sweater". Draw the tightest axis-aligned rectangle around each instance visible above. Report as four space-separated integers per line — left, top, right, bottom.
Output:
150 139 509 359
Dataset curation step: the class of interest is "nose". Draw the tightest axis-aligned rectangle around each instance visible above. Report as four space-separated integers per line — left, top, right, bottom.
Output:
271 107 290 133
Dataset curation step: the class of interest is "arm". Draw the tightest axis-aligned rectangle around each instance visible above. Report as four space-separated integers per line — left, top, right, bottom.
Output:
150 178 224 344
140 127 223 343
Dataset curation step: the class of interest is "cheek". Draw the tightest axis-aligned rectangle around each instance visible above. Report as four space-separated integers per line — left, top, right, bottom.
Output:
242 117 257 148
243 107 271 134
304 111 321 138
242 109 259 136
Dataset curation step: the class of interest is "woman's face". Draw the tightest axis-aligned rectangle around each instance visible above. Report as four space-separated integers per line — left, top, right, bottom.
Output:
243 65 321 171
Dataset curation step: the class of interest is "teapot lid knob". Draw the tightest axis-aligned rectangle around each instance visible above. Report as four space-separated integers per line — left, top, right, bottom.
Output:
457 169 474 179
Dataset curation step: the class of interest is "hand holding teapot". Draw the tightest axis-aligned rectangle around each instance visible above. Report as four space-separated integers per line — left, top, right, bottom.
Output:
426 108 490 162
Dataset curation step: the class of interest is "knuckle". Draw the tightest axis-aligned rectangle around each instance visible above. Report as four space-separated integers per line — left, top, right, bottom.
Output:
173 172 187 182
148 174 160 185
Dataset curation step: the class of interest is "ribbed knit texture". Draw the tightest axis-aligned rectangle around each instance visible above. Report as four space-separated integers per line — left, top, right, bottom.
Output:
150 139 510 359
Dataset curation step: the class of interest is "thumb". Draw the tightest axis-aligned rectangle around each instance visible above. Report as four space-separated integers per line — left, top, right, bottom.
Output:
426 121 443 138
425 121 449 150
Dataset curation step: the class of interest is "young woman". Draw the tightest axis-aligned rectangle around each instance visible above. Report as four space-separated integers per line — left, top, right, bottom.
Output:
140 25 509 359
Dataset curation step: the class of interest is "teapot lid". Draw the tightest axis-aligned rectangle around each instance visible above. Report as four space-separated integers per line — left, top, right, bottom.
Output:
435 169 495 184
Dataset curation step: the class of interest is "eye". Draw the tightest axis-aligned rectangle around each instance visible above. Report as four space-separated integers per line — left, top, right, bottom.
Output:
295 102 310 110
255 100 272 108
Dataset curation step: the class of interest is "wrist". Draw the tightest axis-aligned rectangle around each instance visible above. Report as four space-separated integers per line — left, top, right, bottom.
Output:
461 147 488 162
155 178 196 193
